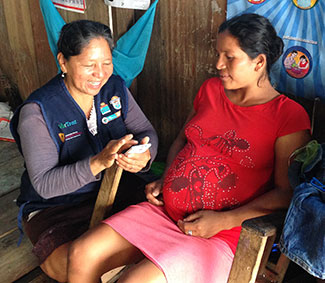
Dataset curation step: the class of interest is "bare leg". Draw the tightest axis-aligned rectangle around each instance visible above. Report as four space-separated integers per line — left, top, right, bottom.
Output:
40 242 70 282
68 223 144 283
118 258 167 283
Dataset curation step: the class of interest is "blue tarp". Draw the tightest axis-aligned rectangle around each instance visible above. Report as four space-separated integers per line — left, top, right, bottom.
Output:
39 0 158 87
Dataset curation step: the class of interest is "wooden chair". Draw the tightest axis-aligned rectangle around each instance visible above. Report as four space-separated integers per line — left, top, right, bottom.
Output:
227 211 290 283
89 163 123 229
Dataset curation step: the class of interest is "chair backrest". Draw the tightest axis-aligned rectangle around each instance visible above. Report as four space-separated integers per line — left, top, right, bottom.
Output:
89 164 123 229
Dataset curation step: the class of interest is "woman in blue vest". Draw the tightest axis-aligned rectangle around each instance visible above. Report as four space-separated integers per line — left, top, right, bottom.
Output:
10 20 158 282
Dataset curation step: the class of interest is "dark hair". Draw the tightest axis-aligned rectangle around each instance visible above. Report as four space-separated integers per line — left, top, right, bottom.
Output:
57 20 114 60
218 13 283 76
300 55 307 60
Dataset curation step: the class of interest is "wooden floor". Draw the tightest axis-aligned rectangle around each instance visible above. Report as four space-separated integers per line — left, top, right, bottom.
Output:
0 140 55 283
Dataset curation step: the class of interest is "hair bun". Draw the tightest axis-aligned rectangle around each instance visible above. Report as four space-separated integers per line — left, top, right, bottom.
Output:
270 36 284 64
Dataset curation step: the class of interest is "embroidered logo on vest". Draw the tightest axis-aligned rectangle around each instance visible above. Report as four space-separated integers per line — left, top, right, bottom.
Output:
58 120 77 129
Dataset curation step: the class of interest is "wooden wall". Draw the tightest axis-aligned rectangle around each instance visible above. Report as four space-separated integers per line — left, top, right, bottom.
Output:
137 1 226 158
0 0 55 100
0 0 227 158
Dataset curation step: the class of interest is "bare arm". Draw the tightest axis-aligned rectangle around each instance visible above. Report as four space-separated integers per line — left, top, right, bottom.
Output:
225 130 311 222
145 108 196 205
178 129 311 237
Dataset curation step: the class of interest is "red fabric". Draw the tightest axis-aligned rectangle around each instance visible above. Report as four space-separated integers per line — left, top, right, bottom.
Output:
163 77 311 251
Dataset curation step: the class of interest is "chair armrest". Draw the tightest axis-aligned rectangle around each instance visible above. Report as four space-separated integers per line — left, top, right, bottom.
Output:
242 210 287 237
227 210 288 283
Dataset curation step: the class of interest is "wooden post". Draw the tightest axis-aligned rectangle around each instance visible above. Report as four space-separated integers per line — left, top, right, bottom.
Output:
89 163 123 229
227 228 269 283
227 211 288 283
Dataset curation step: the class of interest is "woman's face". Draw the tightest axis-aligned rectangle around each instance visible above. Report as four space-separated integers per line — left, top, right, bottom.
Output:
215 31 259 90
59 37 113 99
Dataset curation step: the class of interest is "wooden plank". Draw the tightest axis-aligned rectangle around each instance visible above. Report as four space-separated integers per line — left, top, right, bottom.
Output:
0 141 22 164
242 211 286 237
28 0 57 88
0 189 20 236
0 189 38 283
112 6 135 40
261 254 290 283
89 164 123 228
0 141 24 197
136 0 226 159
85 0 110 26
101 265 127 283
0 153 24 197
256 234 277 281
2 0 40 100
0 0 13 85
227 228 268 283
0 229 38 283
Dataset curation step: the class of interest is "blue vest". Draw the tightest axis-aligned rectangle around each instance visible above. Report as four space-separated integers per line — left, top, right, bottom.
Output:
11 74 128 216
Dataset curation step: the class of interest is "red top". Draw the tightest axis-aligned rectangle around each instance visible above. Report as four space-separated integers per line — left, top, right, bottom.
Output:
162 77 311 252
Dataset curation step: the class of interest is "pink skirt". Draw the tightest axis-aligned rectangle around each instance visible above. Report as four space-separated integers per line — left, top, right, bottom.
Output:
103 202 235 283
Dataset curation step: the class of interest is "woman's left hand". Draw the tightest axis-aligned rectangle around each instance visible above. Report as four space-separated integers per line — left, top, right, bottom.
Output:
116 136 151 173
177 210 231 238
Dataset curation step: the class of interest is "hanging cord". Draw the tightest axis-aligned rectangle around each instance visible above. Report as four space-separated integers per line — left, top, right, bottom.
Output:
108 4 114 38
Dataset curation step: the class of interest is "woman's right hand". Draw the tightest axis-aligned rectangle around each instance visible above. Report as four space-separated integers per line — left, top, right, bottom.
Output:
90 134 136 176
145 178 164 206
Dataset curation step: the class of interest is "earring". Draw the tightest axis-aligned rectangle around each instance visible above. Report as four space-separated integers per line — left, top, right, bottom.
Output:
61 72 66 78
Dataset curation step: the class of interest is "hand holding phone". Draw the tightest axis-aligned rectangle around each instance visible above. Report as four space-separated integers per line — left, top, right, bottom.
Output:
126 143 151 154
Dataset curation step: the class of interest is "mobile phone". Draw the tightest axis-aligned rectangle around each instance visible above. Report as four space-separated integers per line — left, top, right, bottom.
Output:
126 143 151 154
